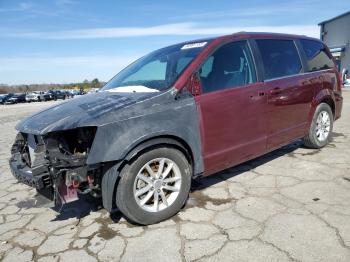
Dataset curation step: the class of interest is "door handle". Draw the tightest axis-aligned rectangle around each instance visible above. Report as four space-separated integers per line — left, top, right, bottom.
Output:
250 92 265 99
270 87 282 95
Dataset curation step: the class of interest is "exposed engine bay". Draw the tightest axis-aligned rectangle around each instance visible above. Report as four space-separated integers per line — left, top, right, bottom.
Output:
10 127 101 208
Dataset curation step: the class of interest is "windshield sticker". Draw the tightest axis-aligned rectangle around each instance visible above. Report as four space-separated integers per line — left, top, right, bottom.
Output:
106 85 160 93
181 42 207 50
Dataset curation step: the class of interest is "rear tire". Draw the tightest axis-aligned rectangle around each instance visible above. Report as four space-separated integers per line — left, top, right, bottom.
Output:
115 147 191 225
303 103 333 149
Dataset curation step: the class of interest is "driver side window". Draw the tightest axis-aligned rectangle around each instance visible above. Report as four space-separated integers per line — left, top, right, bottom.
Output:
199 41 256 93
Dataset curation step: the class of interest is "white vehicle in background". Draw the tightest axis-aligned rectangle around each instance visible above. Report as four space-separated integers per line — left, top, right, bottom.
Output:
88 88 100 94
71 90 86 98
26 91 52 102
342 68 349 88
344 79 350 88
25 92 40 102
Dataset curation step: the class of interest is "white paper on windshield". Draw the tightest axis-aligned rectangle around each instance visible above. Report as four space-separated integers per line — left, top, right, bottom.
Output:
181 42 207 50
106 85 160 93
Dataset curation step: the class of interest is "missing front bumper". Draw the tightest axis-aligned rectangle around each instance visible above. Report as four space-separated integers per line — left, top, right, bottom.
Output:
9 153 51 190
10 129 101 209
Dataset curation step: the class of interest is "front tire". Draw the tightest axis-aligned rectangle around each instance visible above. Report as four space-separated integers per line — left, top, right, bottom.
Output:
303 103 333 149
116 147 191 225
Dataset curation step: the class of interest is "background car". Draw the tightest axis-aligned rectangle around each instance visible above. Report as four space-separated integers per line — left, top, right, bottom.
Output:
0 94 6 104
25 92 40 102
66 90 76 97
47 90 68 100
62 90 73 98
72 90 86 97
5 93 26 104
0 93 14 104
87 88 100 94
42 91 54 101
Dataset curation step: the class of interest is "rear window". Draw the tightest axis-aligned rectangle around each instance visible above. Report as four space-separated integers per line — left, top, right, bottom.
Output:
300 39 334 72
256 39 302 80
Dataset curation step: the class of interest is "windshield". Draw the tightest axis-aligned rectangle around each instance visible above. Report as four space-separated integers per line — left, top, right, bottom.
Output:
101 41 209 92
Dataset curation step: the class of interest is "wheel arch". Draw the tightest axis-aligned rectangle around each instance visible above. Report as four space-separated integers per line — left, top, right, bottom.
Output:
319 97 335 119
123 135 194 167
309 89 336 125
101 134 195 213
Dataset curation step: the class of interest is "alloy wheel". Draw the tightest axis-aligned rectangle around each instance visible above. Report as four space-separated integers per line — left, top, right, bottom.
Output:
133 158 182 212
315 111 331 142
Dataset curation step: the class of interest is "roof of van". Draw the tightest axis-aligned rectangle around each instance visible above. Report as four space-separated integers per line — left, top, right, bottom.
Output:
161 32 322 53
227 31 319 40
182 32 320 45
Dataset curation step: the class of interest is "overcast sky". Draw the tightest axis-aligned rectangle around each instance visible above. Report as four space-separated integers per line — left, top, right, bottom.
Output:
0 0 349 85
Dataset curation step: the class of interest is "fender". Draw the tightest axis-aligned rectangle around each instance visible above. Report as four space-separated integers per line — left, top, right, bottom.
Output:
86 93 203 174
92 93 204 212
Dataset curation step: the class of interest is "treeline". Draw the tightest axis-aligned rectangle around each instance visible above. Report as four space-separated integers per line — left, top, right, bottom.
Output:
0 78 105 94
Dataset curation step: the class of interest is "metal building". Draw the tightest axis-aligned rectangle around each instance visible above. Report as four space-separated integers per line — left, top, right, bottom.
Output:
319 11 350 72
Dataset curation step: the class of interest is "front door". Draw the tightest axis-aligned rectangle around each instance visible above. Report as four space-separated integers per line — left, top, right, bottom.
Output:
194 40 268 175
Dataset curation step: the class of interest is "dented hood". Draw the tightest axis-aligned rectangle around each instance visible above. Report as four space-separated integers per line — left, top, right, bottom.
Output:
16 91 162 135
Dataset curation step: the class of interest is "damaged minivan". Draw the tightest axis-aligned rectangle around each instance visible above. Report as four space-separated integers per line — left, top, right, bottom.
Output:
10 32 343 225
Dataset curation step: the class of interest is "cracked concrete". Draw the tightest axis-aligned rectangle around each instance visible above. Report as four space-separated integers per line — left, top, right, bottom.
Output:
0 91 350 261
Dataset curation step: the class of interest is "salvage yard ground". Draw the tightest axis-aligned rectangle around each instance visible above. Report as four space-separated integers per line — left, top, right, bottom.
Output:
0 91 350 262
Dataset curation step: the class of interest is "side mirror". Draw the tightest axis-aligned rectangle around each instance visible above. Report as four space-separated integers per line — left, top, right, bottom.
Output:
186 72 202 96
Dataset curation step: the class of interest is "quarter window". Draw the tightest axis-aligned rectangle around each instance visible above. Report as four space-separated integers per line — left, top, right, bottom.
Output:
256 39 302 80
300 39 334 72
199 41 256 93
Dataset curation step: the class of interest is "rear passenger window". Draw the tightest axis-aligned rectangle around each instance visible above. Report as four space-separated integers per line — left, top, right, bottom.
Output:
300 39 334 72
256 39 302 80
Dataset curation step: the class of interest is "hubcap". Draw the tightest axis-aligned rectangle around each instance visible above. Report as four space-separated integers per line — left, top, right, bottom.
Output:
315 111 331 142
133 158 182 212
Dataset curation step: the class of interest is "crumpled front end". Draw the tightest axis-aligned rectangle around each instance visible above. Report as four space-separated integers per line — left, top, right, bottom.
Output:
9 127 101 206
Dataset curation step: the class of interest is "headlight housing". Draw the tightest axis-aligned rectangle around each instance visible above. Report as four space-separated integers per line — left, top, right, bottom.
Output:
44 127 97 167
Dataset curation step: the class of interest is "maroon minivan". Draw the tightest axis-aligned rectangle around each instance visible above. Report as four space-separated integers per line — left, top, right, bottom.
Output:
11 32 343 224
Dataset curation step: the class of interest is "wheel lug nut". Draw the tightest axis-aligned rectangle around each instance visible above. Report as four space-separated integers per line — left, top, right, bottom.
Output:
162 183 165 186
157 189 161 193
151 187 154 190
